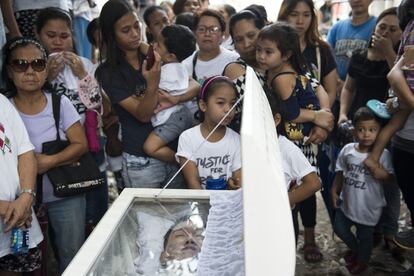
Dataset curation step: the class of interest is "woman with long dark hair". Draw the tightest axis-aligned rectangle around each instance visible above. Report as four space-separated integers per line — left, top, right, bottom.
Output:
96 0 186 189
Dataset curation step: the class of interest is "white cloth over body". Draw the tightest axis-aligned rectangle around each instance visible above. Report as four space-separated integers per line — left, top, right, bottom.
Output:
197 189 244 276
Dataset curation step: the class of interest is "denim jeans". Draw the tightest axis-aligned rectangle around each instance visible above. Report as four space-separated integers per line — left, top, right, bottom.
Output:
334 209 375 263
85 171 108 225
46 195 86 272
73 17 92 60
122 152 186 189
376 181 401 236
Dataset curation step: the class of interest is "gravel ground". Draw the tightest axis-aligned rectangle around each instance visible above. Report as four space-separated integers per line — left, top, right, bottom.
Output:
295 193 414 276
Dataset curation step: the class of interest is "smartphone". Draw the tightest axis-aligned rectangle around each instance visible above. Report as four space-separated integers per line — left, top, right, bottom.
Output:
146 45 155 70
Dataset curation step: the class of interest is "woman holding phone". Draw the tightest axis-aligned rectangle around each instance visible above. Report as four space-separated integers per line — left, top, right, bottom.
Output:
96 0 186 188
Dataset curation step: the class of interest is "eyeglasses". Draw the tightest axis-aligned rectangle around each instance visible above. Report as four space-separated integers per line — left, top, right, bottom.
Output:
196 26 221 34
9 59 47 73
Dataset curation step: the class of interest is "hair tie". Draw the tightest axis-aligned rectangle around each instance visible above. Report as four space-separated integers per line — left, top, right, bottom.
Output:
199 76 229 99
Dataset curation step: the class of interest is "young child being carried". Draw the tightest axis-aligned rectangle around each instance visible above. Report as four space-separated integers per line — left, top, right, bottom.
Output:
331 107 394 275
176 76 241 190
143 25 196 162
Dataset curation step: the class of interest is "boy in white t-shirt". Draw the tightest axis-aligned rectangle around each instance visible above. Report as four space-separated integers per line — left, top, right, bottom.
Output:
331 107 394 275
143 25 196 162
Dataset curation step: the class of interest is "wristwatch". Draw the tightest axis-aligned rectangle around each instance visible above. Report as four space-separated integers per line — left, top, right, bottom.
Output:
20 189 36 198
392 97 400 109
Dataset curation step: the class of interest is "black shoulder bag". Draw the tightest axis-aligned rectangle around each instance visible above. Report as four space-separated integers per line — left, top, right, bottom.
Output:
42 93 105 197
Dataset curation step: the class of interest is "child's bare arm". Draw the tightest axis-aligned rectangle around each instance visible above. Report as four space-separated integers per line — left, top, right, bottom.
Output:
272 75 334 130
179 157 203 189
288 172 320 206
331 172 343 209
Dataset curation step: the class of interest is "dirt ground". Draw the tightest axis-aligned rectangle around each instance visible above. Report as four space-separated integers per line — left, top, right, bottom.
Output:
295 193 414 276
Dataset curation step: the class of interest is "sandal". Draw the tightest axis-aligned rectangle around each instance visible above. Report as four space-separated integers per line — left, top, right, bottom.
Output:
302 243 323 263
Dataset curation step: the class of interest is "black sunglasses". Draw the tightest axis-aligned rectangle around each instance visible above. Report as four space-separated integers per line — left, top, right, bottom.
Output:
9 59 46 73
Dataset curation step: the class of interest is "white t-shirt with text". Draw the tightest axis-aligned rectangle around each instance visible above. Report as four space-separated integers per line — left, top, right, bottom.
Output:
176 125 241 189
336 143 393 226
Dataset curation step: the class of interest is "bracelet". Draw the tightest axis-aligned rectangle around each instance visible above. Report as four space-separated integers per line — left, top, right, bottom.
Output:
20 189 36 198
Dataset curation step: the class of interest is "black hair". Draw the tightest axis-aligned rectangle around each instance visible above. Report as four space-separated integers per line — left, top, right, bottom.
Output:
193 9 226 33
196 76 237 122
86 18 100 46
99 0 135 68
353 107 384 126
222 4 236 18
35 7 72 34
229 10 265 38
175 12 196 31
398 0 414 30
143 5 165 26
244 4 268 24
258 22 307 74
265 89 286 136
35 7 77 54
161 25 196 62
173 0 197 16
1 37 49 98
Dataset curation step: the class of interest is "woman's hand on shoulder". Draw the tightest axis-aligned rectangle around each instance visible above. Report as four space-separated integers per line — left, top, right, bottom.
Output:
63 51 87 79
142 51 161 91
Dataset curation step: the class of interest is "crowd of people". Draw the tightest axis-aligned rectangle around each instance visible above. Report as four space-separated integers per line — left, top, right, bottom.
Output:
0 0 413 275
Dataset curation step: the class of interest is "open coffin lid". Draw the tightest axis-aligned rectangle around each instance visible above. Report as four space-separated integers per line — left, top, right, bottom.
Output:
63 67 296 276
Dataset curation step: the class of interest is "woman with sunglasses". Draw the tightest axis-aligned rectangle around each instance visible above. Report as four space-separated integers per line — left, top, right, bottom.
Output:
1 37 88 273
34 7 108 236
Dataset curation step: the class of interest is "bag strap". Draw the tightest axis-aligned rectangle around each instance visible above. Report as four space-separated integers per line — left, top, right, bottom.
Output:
316 45 321 82
51 93 62 141
192 51 199 81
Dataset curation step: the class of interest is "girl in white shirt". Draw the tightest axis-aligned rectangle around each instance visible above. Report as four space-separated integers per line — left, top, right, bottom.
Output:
176 76 241 190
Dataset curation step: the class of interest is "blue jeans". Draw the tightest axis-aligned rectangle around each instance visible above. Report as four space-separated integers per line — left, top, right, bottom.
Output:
73 17 92 59
376 181 401 236
86 146 109 225
122 153 186 189
85 172 108 225
46 195 86 272
334 209 375 263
